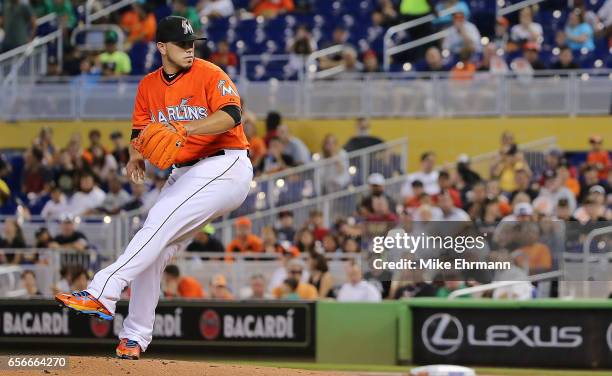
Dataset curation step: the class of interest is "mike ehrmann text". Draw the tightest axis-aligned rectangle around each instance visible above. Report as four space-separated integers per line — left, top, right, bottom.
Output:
372 258 512 271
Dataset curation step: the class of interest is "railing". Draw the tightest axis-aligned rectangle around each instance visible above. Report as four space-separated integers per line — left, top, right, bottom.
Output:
86 0 137 26
304 45 346 80
448 270 564 298
383 6 458 71
497 0 548 17
70 24 126 51
0 249 105 297
3 71 611 120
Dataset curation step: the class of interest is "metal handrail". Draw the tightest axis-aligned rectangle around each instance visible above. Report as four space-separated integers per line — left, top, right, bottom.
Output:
448 270 564 299
581 225 612 297
35 12 58 27
88 0 137 24
70 24 126 50
497 0 548 17
305 44 346 79
382 6 459 71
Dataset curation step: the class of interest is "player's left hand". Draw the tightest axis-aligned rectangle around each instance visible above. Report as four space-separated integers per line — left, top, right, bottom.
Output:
131 121 188 170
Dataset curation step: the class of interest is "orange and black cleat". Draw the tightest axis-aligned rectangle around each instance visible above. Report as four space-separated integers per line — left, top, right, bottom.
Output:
55 291 113 321
116 338 141 360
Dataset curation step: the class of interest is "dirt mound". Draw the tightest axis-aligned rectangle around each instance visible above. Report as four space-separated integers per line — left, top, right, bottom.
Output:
11 356 353 376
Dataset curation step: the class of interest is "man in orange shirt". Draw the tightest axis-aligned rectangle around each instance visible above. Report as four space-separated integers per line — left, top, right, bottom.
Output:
209 274 234 300
121 4 157 43
56 16 252 360
226 216 264 253
272 259 318 300
163 264 205 298
251 0 295 18
587 135 611 180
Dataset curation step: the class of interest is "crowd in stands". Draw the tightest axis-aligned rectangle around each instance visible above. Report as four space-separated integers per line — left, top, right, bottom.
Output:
2 0 611 81
1 111 610 301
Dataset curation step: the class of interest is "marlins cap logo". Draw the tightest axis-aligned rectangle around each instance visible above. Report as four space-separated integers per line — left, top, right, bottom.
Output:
182 19 194 35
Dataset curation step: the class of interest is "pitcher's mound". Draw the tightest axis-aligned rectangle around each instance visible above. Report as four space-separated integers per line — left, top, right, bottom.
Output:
11 356 351 376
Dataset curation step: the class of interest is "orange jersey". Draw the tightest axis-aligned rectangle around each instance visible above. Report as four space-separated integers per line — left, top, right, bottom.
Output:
132 58 249 163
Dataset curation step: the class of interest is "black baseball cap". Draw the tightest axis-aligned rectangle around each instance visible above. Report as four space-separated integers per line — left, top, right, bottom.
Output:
156 16 207 43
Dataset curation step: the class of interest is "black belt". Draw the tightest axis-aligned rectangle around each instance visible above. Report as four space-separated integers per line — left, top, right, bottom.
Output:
173 150 226 168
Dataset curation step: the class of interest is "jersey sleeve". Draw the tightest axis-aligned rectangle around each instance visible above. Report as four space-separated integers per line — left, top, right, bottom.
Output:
132 80 150 130
206 68 241 113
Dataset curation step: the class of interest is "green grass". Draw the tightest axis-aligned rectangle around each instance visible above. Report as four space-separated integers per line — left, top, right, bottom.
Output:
218 360 612 376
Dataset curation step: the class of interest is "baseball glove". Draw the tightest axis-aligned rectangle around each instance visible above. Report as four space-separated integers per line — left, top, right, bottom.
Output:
131 121 188 170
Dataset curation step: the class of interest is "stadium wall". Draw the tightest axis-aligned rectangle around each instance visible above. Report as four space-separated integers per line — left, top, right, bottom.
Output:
0 117 608 168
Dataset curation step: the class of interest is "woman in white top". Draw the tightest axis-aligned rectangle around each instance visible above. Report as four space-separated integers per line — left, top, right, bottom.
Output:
510 7 543 47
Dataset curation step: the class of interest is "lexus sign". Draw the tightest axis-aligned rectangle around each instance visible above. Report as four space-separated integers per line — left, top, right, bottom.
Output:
414 308 612 368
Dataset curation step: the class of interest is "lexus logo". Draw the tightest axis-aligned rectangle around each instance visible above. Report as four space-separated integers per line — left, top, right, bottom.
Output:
422 313 463 355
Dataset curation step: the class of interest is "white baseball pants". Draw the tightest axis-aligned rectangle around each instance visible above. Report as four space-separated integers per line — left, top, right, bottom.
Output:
85 149 252 351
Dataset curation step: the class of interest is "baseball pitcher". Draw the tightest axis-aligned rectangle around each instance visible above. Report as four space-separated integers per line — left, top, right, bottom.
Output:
55 16 253 360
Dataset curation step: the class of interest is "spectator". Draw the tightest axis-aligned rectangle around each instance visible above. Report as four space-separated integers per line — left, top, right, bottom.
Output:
97 31 132 76
68 173 106 216
442 11 482 55
450 47 477 80
318 26 350 69
437 170 462 207
362 50 380 73
49 215 89 252
210 40 238 73
41 186 68 220
199 0 235 19
401 151 439 198
306 210 329 241
244 274 272 299
491 144 530 194
268 244 305 291
277 124 310 165
296 228 316 254
110 131 130 171
263 111 282 146
307 252 334 298
173 0 201 32
34 127 56 164
399 0 436 58
565 9 595 52
336 263 382 302
438 189 470 220
0 218 27 264
21 270 42 297
88 144 119 184
434 0 471 26
521 42 546 70
403 180 426 208
579 165 607 203
557 162 580 198
52 265 72 295
22 146 53 197
552 47 578 70
0 179 12 215
163 265 205 298
120 3 157 44
34 227 52 248
122 181 147 212
276 210 296 243
209 274 234 300
510 168 538 202
258 136 295 174
339 47 363 76
537 170 577 213
287 24 317 56
0 0 36 53
419 46 447 72
321 233 340 253
587 135 611 180
275 278 298 300
494 16 510 50
573 190 609 224
510 7 543 48
262 226 282 254
319 134 351 194
343 118 383 153
53 150 78 195
361 173 397 213
478 44 509 73
186 224 225 254
30 0 52 17
243 110 267 168
48 0 76 29
515 224 552 274
251 0 295 19
98 177 131 214
83 129 105 162
226 217 264 253
71 268 90 291
435 278 467 298
392 270 437 298
272 259 318 299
